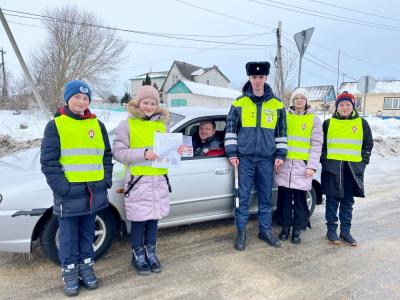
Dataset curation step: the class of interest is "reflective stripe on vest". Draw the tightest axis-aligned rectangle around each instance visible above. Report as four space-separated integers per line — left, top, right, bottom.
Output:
232 96 284 129
128 118 168 176
55 114 105 182
286 113 314 160
327 117 363 162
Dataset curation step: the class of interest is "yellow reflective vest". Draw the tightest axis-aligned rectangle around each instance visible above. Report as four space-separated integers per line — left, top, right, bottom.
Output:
327 117 363 162
233 96 284 129
286 112 314 160
129 118 168 176
55 114 105 182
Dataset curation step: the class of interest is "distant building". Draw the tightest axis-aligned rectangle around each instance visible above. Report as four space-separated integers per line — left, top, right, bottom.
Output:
339 80 400 117
161 60 230 101
130 71 168 100
166 80 241 108
300 85 336 112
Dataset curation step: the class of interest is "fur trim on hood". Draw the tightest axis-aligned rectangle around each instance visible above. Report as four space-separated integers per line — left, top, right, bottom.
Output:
127 99 170 125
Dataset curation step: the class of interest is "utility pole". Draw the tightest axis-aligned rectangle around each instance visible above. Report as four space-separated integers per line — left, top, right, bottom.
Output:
336 49 340 94
0 48 7 100
276 21 284 102
0 8 50 120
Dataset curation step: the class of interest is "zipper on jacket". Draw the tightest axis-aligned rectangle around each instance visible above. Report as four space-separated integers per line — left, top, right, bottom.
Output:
288 159 293 188
87 183 94 214
348 163 362 190
60 204 63 219
339 161 343 192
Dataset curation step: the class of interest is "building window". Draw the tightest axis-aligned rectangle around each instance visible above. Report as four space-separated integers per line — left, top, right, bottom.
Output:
384 97 400 109
171 99 187 107
173 75 179 83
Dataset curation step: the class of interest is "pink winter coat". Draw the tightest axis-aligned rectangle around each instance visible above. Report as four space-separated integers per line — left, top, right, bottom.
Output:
275 106 323 191
112 101 171 221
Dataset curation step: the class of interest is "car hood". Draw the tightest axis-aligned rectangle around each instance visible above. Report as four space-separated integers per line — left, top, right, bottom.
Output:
0 147 43 186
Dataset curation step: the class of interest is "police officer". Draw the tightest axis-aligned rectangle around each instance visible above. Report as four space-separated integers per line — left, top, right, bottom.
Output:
225 61 287 250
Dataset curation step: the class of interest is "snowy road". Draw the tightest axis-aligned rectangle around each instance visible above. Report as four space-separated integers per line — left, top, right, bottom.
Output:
0 155 399 299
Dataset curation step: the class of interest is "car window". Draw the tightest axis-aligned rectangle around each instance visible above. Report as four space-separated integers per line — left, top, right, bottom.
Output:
178 117 226 160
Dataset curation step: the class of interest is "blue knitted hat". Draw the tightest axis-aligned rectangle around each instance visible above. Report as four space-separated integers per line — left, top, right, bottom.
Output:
63 80 92 103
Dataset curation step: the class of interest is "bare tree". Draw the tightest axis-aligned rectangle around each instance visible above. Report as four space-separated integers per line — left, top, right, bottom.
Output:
31 6 127 112
269 47 297 105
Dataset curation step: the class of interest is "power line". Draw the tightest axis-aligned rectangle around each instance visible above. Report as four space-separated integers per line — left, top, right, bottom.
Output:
3 9 275 45
175 0 277 30
307 0 400 23
249 0 400 32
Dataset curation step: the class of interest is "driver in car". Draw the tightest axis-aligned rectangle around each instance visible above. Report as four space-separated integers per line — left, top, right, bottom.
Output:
193 121 224 157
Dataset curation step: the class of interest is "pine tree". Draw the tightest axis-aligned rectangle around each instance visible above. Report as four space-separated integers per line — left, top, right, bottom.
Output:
120 92 130 105
142 73 152 86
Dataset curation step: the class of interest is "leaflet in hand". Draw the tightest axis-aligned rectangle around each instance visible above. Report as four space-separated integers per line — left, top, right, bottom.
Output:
152 132 182 168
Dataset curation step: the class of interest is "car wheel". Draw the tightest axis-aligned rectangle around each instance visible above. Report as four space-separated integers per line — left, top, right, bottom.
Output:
306 186 317 216
40 208 116 265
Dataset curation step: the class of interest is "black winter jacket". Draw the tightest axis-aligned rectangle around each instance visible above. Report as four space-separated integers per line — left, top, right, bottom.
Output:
40 106 113 217
320 111 373 198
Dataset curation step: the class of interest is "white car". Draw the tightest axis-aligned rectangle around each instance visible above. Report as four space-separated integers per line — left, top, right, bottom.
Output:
0 107 322 264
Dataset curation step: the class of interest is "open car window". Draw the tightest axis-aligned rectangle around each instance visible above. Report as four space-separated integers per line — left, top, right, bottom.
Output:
175 116 227 160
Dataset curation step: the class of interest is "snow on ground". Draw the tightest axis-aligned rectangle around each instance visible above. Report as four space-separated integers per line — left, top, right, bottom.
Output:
0 109 399 157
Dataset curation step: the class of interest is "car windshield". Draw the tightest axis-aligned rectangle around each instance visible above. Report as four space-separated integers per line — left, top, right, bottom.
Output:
170 112 185 127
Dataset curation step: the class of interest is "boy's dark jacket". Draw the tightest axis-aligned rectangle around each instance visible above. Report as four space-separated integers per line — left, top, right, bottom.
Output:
320 110 373 198
40 106 113 217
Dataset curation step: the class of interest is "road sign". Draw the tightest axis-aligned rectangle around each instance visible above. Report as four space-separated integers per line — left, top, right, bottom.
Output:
357 76 376 94
294 27 314 58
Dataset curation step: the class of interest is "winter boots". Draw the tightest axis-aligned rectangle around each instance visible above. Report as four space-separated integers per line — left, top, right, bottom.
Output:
327 229 340 244
258 231 281 248
132 246 151 275
145 244 162 273
291 228 302 244
62 264 79 297
234 229 246 251
340 231 357 246
279 226 290 241
79 258 98 290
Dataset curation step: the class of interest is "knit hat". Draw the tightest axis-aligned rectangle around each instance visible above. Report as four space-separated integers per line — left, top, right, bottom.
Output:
290 88 308 104
63 80 91 103
336 91 355 108
136 85 160 105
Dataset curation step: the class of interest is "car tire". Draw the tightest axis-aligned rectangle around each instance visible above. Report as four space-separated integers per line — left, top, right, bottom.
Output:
307 186 317 216
40 208 116 265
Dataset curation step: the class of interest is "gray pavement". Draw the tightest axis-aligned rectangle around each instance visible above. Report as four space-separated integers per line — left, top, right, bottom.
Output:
0 157 399 300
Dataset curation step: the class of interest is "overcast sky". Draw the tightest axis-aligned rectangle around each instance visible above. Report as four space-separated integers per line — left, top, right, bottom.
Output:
1 0 399 96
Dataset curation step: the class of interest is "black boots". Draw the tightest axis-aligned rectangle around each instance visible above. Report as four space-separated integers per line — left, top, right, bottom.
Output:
291 228 301 244
234 230 246 251
145 244 162 273
62 264 79 297
279 226 290 241
79 259 98 290
327 229 340 244
340 231 357 246
258 231 281 248
132 247 151 275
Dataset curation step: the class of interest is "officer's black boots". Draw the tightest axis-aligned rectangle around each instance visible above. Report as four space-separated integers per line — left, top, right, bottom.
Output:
279 226 290 241
258 231 281 248
291 228 302 244
234 230 246 251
